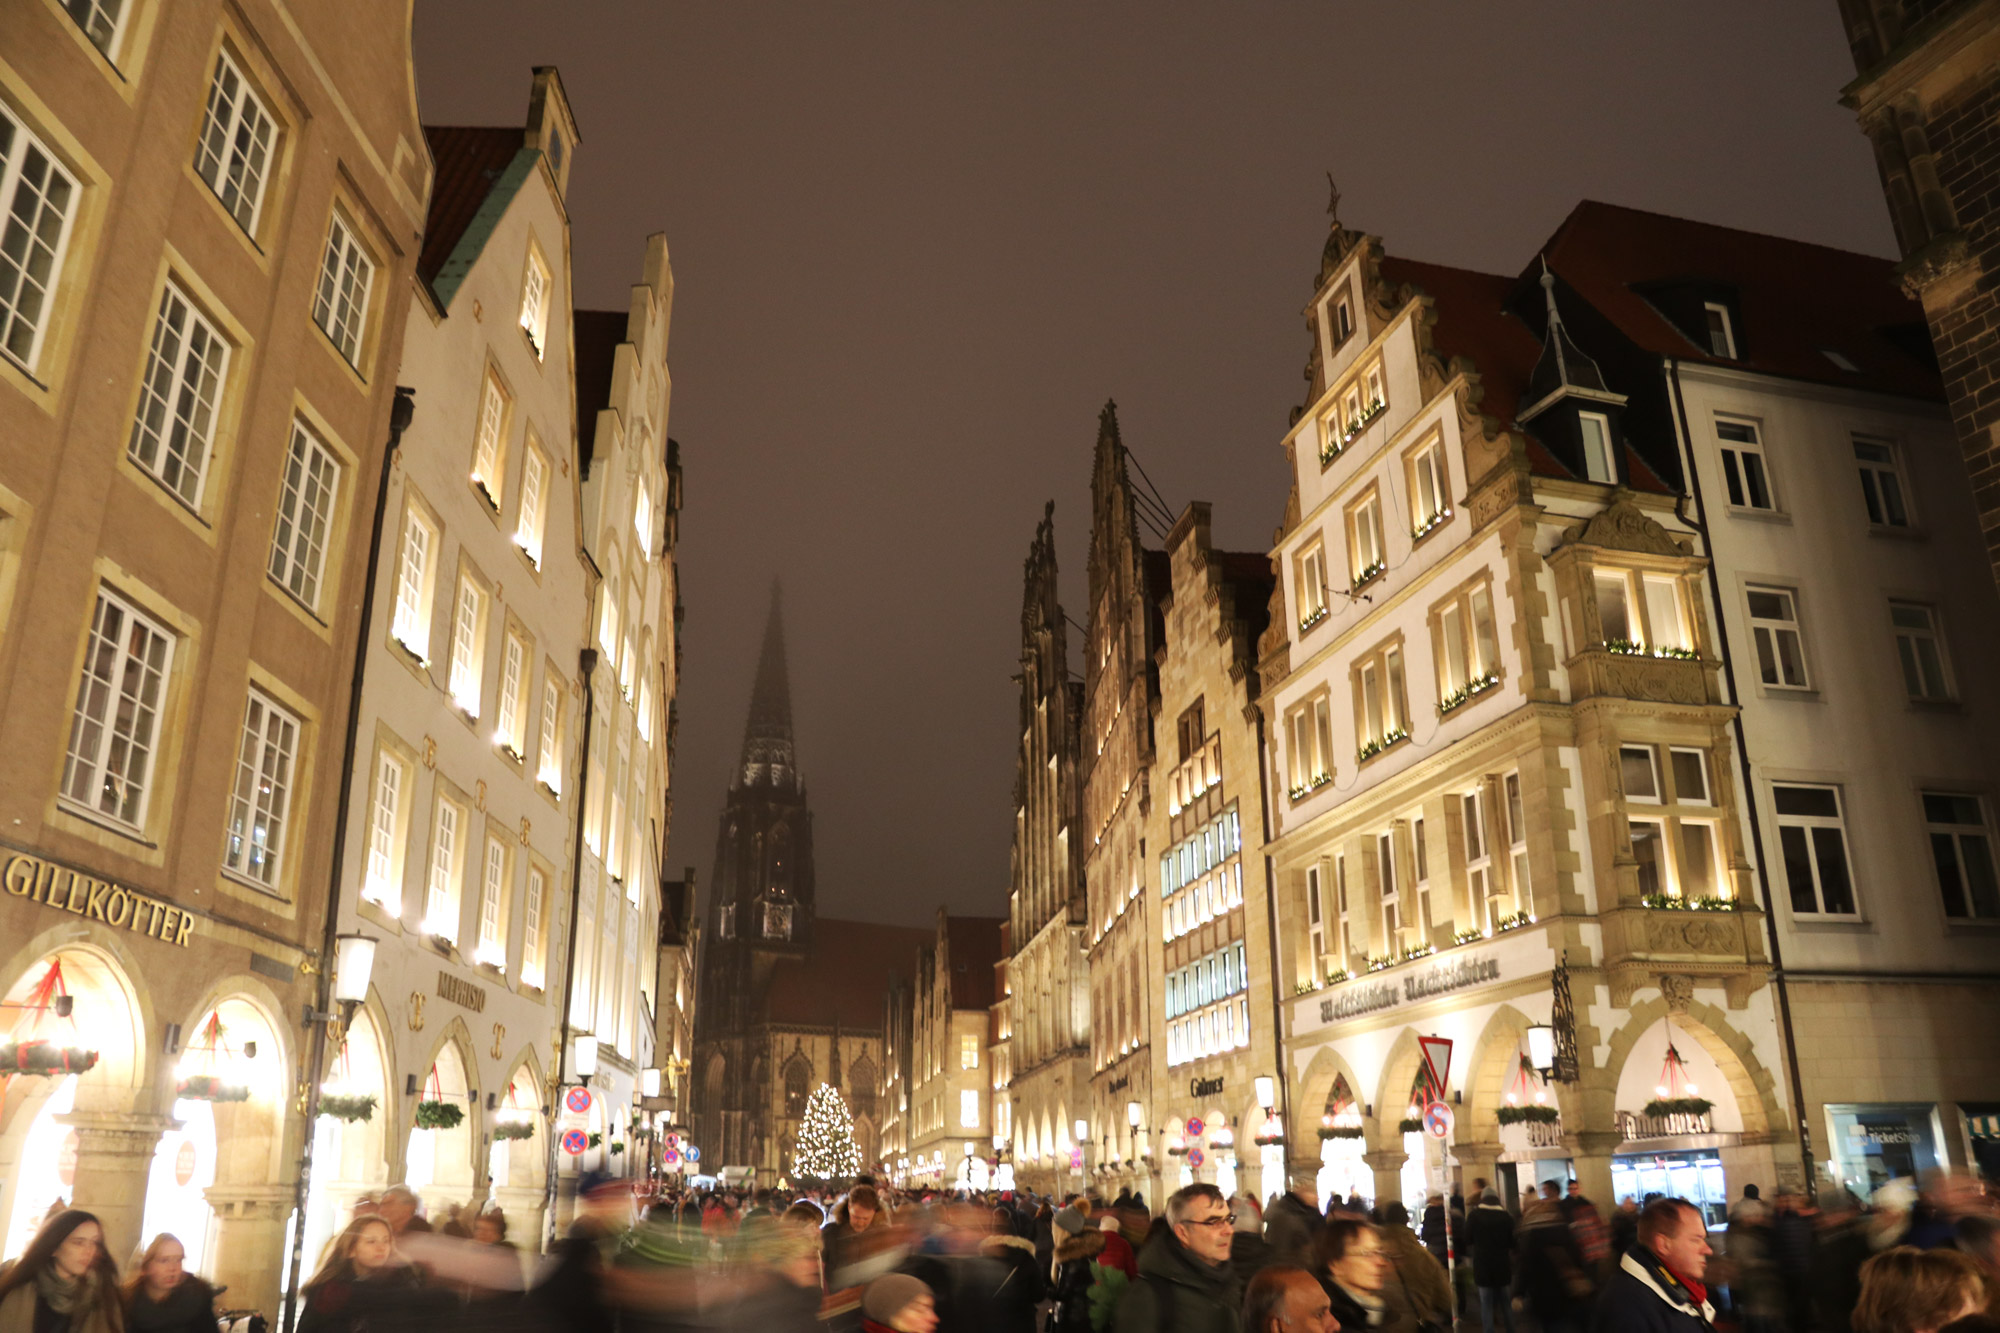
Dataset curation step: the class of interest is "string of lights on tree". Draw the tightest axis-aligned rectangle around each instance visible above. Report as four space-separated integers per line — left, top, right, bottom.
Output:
791 1082 860 1185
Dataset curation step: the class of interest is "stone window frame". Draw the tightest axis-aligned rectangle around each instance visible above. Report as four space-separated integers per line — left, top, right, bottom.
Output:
1349 629 1410 763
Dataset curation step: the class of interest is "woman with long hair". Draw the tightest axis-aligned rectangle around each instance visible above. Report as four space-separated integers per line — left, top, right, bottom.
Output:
1855 1247 1989 1333
0 1209 124 1333
295 1216 417 1333
119 1236 215 1333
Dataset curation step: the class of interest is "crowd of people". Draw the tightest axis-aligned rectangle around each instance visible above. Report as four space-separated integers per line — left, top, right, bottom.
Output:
0 1168 1994 1333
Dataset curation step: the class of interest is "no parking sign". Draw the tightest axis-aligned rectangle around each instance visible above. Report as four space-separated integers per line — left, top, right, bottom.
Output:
565 1087 593 1114
561 1129 588 1156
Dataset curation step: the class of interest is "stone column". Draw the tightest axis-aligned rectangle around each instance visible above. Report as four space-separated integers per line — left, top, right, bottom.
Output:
1567 1130 1622 1211
1363 1148 1407 1208
491 1185 548 1254
205 1184 295 1316
58 1109 177 1263
1454 1139 1503 1201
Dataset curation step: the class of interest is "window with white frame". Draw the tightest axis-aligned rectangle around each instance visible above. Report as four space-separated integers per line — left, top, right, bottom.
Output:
193 51 276 235
634 481 653 558
477 835 507 967
1353 641 1407 756
1364 362 1385 415
1347 489 1385 585
1328 291 1353 349
1747 586 1809 688
1377 831 1399 943
1462 788 1494 932
1504 771 1530 908
471 371 510 507
0 106 81 373
60 0 128 58
1924 792 2000 920
1703 302 1737 359
447 575 487 717
1623 744 1724 901
268 418 339 611
584 708 607 852
496 631 528 755
519 243 550 356
961 1034 979 1070
424 796 464 940
1306 863 1325 964
573 866 597 1014
1412 815 1431 934
959 1088 981 1128
61 588 175 830
1891 601 1952 702
1409 434 1449 532
1296 540 1329 632
1716 419 1775 511
515 440 547 565
1570 411 1613 484
522 865 547 987
390 506 436 661
129 280 230 506
1285 693 1334 798
312 210 373 366
597 570 619 655
363 750 406 911
537 677 564 793
1594 568 1690 654
222 687 298 890
1854 438 1911 528
1333 854 1353 961
1435 581 1500 709
1773 784 1855 916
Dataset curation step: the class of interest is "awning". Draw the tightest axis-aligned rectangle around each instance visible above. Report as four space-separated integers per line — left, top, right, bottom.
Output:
1964 1114 2000 1138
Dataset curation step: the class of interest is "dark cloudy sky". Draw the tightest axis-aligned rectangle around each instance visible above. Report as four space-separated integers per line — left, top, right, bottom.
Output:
413 1 1891 929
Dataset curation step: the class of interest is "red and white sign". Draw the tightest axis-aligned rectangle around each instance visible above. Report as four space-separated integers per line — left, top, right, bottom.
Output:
1423 1103 1455 1140
174 1139 197 1187
1418 1035 1453 1100
561 1129 588 1156
565 1087 593 1114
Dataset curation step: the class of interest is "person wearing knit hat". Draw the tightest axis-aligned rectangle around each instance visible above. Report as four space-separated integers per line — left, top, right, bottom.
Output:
861 1273 937 1333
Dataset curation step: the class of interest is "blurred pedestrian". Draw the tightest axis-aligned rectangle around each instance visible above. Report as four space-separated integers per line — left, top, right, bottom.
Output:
1052 1206 1106 1332
1113 1184 1240 1333
1959 1215 2000 1316
826 1186 885 1285
1377 1201 1450 1333
1228 1197 1273 1284
295 1216 420 1333
1242 1267 1337 1333
1311 1218 1391 1333
0 1210 123 1333
981 1208 1046 1333
1264 1174 1320 1271
1467 1189 1516 1333
1590 1197 1712 1333
1517 1189 1588 1333
1854 1247 1989 1333
120 1235 214 1333
861 1274 938 1333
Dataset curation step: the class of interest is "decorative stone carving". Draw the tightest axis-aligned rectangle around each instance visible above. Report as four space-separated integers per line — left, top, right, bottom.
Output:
1560 494 1692 557
1469 470 1523 531
407 992 426 1031
1659 974 1694 1012
491 1023 506 1059
1646 915 1736 955
1588 655 1708 705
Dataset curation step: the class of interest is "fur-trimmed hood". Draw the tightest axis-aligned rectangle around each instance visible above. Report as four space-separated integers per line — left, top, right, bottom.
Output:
983 1233 1037 1257
1055 1227 1107 1265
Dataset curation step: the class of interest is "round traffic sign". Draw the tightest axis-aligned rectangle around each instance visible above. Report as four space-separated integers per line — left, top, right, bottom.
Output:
565 1087 593 1114
561 1128 588 1156
664 1133 681 1149
686 1146 700 1163
662 1148 680 1166
1186 1117 1205 1137
1187 1147 1205 1168
1423 1103 1455 1139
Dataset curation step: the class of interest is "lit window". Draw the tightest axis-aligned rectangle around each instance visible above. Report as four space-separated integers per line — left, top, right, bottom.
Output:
1643 575 1689 652
477 836 508 968
1329 292 1353 348
1578 412 1615 484
1436 582 1500 708
1716 420 1775 511
1285 693 1334 797
61 588 175 830
1854 438 1910 528
1596 570 1633 647
1773 784 1854 916
1891 602 1952 702
520 244 551 356
0 106 80 373
391 508 435 661
1924 792 2000 920
193 51 276 235
597 571 619 654
471 372 510 507
1354 642 1407 755
222 688 298 890
1306 863 1324 963
537 679 564 794
1746 586 1809 688
424 797 463 939
129 280 230 506
1504 771 1530 905
1347 490 1384 585
1377 830 1399 942
448 576 487 717
1629 818 1666 898
1412 816 1431 935
515 442 547 565
268 419 339 611
1296 540 1329 631
1703 302 1737 359
634 482 653 558
522 865 547 987
363 751 405 911
637 675 654 743
496 632 528 755
1463 791 1493 932
312 210 374 365
1409 434 1450 531
961 1034 979 1070
60 0 128 57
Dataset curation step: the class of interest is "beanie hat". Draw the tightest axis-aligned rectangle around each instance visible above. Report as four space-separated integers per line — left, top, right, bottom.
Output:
863 1274 932 1324
1054 1207 1085 1236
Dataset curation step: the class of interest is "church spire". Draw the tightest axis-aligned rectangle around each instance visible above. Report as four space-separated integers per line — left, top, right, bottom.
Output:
737 582 798 790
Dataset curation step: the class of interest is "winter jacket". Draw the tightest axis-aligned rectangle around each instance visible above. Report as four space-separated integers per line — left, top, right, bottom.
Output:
1263 1193 1321 1270
1113 1231 1240 1333
122 1279 217 1333
823 1220 881 1287
1589 1246 1714 1333
1380 1221 1452 1333
1516 1204 1590 1323
1420 1205 1449 1267
295 1266 430 1333
1227 1231 1274 1288
1099 1231 1139 1283
1053 1228 1108 1333
981 1235 1046 1333
1468 1204 1515 1290
0 1277 122 1333
1806 1218 1870 1333
1318 1279 1380 1333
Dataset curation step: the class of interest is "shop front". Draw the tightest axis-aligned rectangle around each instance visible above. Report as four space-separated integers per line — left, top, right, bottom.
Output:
1823 1104 1946 1202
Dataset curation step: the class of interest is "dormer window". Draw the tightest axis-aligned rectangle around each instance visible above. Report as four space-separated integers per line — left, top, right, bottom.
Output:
1578 412 1615 484
546 129 566 179
1327 291 1353 352
1703 302 1737 359
520 243 551 358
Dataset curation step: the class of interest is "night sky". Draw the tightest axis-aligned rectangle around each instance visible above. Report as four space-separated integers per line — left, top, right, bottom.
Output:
413 1 1891 929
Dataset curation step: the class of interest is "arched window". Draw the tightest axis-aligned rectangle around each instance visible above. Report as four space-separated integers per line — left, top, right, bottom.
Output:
849 1056 878 1121
783 1054 811 1118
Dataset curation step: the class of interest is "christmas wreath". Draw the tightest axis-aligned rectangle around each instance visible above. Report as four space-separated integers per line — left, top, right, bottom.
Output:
319 1093 377 1123
491 1120 534 1141
1397 1117 1424 1134
1642 1097 1713 1120
1318 1124 1366 1140
1495 1105 1560 1126
0 1041 98 1077
177 1074 251 1103
414 1099 464 1130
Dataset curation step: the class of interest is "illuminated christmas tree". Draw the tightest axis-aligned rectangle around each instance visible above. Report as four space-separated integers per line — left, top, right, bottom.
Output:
792 1082 861 1185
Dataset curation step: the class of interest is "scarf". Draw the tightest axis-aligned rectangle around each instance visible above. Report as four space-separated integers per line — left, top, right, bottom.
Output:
1335 1281 1387 1326
1662 1264 1707 1311
33 1270 93 1321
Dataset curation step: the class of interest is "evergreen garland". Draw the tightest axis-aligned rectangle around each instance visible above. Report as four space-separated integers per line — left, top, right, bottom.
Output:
414 1099 464 1130
791 1082 861 1185
491 1120 534 1141
0 1042 99 1077
1642 1096 1713 1120
1495 1104 1560 1126
177 1075 250 1103
319 1093 377 1123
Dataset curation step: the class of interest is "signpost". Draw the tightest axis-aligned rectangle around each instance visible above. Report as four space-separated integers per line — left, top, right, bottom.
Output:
1417 1036 1458 1323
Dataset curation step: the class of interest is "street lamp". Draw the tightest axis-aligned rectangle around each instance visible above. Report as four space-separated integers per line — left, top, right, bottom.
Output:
1526 1024 1557 1079
641 1067 662 1098
1254 1076 1275 1111
573 1035 599 1085
307 933 377 1032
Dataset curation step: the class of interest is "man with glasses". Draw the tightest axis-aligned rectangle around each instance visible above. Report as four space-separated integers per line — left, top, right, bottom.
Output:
1115 1184 1243 1333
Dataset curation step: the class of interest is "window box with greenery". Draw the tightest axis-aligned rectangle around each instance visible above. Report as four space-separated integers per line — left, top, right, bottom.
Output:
1288 771 1336 803
1439 672 1500 716
1452 928 1483 946
1400 943 1436 962
1299 605 1330 634
1351 560 1386 593
1398 1116 1424 1134
414 1100 464 1130
1324 966 1351 985
1495 911 1534 933
1641 893 1736 912
177 1075 251 1103
1318 1121 1366 1140
1602 638 1698 661
1343 399 1386 446
1411 507 1452 542
1356 727 1408 764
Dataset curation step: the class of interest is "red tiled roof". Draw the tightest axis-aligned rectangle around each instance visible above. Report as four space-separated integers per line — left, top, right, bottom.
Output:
1378 255 1672 495
1534 200 1941 402
418 127 525 291
945 915 1007 1012
573 309 627 467
765 917 935 1029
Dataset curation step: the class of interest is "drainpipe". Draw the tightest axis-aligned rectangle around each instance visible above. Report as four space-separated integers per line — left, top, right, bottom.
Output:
1251 706 1295 1183
542 647 598 1245
1662 359 1816 1200
283 386 414 1333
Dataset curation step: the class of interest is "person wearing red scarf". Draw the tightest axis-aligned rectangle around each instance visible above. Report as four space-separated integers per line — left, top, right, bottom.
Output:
1590 1198 1716 1333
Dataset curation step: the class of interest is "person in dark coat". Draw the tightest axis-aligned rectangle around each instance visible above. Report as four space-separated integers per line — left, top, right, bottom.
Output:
1052 1215 1108 1333
1311 1218 1393 1333
1229 1198 1274 1291
1517 1195 1590 1333
981 1214 1047 1333
1590 1199 1715 1333
1420 1195 1449 1268
1467 1189 1517 1333
295 1217 427 1333
1113 1185 1241 1333
120 1236 215 1333
1263 1178 1322 1272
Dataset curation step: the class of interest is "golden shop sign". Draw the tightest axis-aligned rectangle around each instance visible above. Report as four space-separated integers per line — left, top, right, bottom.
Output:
4 852 196 947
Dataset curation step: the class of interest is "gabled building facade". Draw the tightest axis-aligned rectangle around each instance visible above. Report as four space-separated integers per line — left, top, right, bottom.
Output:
905 910 1005 1188
1004 503 1092 1195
